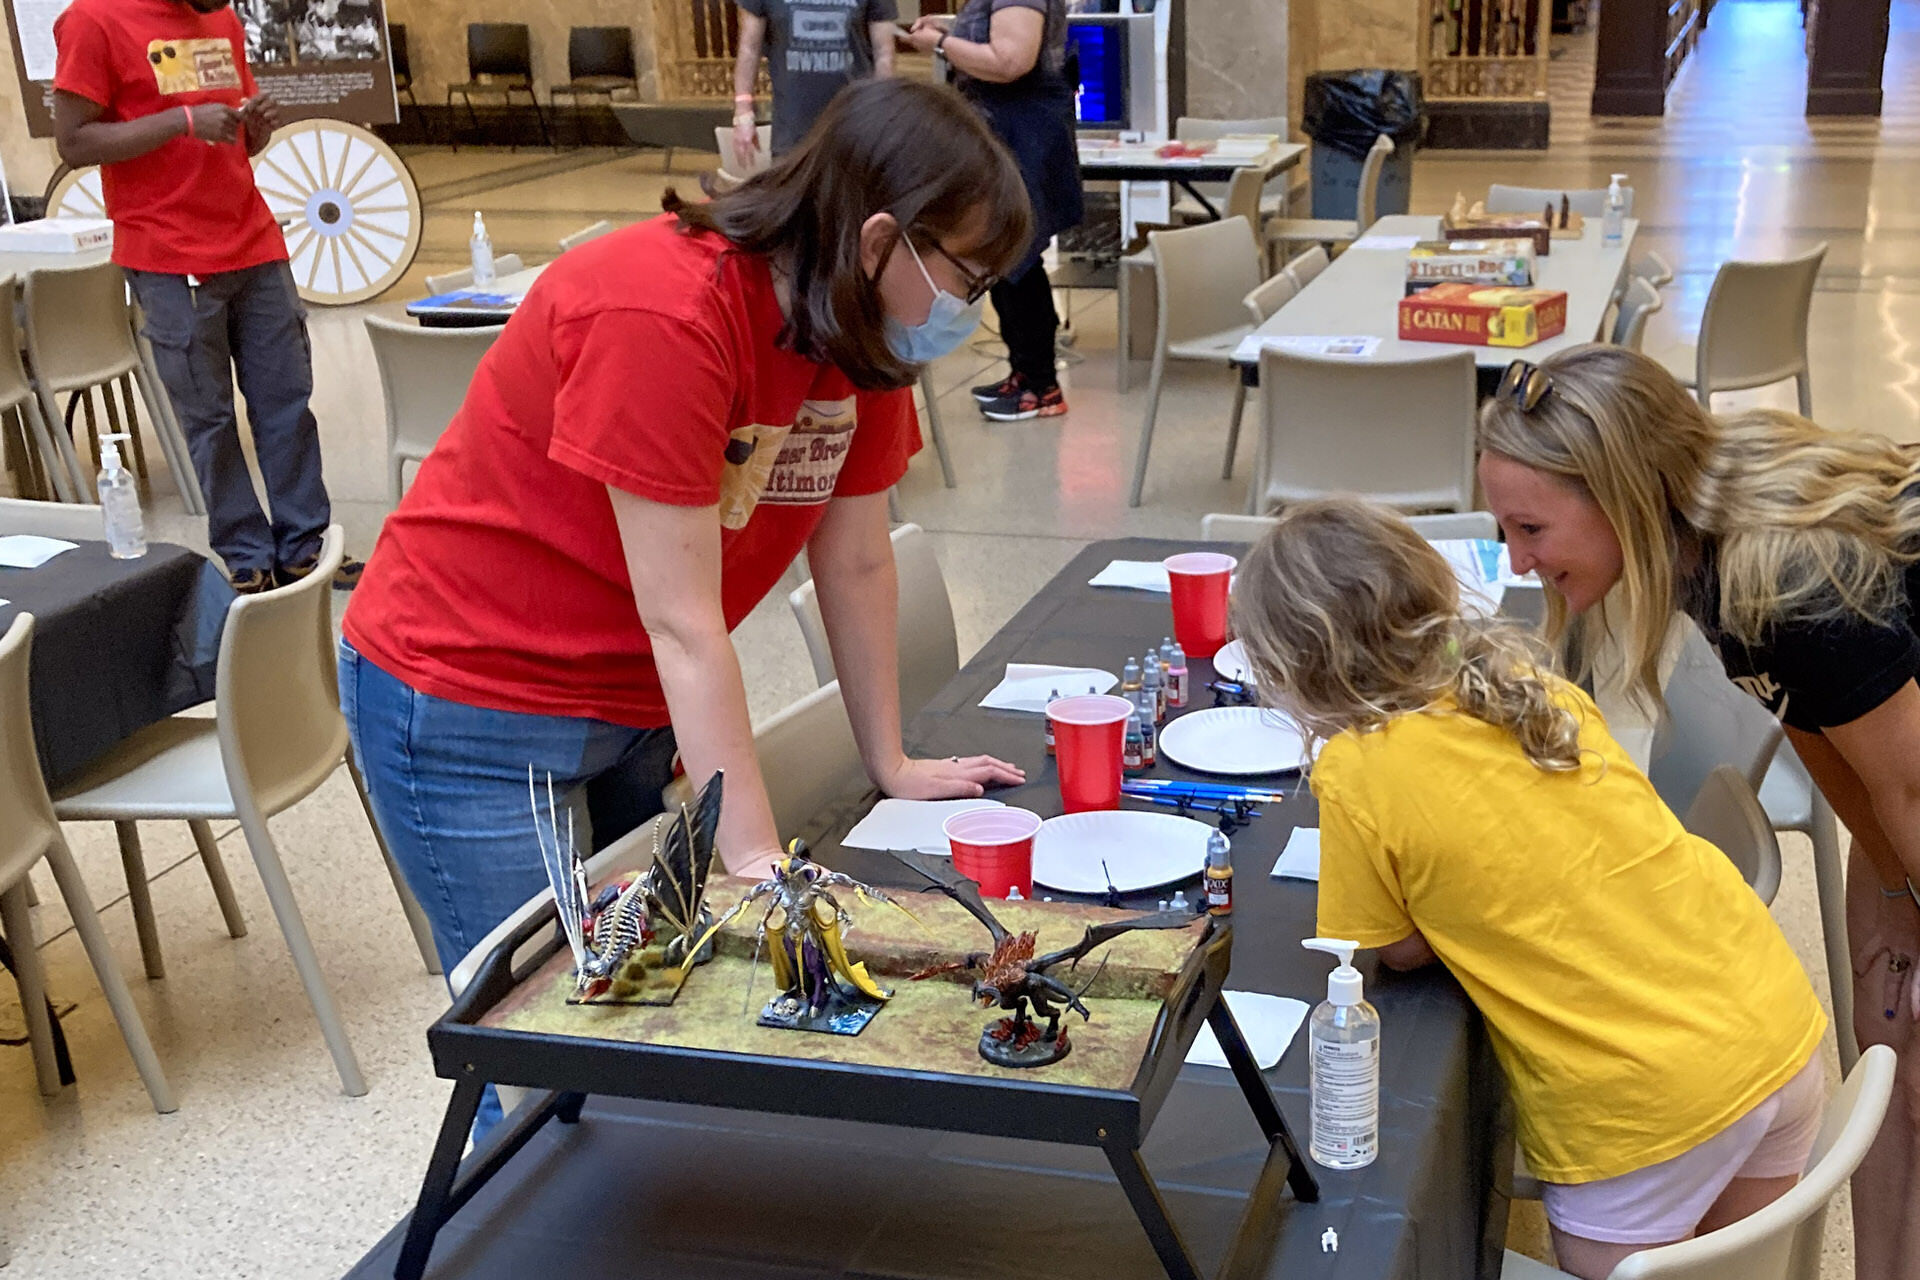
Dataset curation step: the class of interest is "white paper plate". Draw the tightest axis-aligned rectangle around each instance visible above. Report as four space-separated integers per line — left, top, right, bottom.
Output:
841 798 1005 854
1032 810 1214 894
1159 707 1309 776
1213 639 1252 683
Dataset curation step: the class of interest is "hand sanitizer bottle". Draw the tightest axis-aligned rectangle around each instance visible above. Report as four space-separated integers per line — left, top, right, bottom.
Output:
470 211 496 286
1302 937 1379 1170
96 432 146 560
1602 174 1627 247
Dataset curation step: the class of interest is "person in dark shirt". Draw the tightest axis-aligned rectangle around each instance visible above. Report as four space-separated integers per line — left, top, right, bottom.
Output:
1473 343 1920 1280
731 0 897 170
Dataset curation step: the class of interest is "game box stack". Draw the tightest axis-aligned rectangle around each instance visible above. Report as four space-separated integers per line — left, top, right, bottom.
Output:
1405 238 1536 294
1398 283 1568 348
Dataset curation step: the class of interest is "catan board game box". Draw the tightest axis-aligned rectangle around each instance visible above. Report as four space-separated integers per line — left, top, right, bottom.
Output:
1398 283 1568 348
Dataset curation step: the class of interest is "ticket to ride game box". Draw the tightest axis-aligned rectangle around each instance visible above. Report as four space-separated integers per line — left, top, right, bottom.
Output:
1398 283 1568 348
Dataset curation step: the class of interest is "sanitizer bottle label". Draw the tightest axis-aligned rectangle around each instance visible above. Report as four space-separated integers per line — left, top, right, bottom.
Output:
1309 1037 1379 1167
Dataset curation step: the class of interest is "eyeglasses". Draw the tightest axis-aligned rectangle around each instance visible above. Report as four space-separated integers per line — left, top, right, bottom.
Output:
925 240 998 305
1498 360 1553 412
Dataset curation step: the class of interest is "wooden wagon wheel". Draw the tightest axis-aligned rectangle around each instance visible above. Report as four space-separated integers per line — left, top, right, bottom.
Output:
250 119 422 306
43 164 106 221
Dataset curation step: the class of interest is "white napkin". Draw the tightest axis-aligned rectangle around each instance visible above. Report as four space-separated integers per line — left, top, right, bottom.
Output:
0 535 78 569
1088 560 1171 593
0 599 9 608
841 798 1005 854
1270 827 1321 882
1186 989 1311 1069
979 663 1118 713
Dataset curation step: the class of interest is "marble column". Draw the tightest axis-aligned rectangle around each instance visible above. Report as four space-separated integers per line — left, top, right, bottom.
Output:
1186 0 1291 123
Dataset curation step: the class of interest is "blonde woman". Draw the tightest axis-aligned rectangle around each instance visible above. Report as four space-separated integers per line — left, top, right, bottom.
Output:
1475 344 1920 1280
1232 498 1825 1280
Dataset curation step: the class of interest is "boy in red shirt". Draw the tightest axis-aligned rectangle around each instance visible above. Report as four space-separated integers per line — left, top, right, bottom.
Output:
52 0 356 592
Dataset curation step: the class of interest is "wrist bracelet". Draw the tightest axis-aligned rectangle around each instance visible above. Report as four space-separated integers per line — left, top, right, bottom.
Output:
936 30 950 52
733 93 755 103
181 105 195 139
1884 879 1919 903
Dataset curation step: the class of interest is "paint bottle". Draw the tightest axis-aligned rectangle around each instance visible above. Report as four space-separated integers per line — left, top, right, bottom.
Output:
1167 641 1190 709
1205 831 1233 916
1135 691 1158 767
1123 707 1146 772
1121 655 1143 694
1044 689 1060 756
1142 660 1165 724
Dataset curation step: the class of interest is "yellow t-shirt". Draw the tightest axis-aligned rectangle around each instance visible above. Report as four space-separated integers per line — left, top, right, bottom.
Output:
1312 681 1825 1184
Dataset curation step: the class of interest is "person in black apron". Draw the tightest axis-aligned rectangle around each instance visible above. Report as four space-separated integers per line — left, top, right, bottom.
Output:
908 0 1084 422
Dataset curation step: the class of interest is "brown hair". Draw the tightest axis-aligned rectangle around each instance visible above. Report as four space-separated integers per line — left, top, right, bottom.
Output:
1231 498 1588 772
1477 344 1920 707
664 78 1032 390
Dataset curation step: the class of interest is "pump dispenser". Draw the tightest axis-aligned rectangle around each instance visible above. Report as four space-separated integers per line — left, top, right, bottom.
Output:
1302 937 1379 1169
470 211 496 285
1602 174 1627 247
96 432 146 560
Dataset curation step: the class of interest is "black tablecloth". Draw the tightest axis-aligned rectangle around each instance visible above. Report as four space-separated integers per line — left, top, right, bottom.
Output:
345 537 1512 1280
0 540 227 789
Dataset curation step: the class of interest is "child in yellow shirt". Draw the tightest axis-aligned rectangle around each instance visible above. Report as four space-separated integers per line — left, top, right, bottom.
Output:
1230 498 1827 1280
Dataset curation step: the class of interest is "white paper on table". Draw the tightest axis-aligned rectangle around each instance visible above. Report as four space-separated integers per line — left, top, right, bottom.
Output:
841 798 1006 854
1186 989 1311 1069
1349 233 1423 251
1231 333 1382 363
1087 560 1171 593
1270 827 1321 882
0 535 78 569
980 663 1119 713
0 600 9 608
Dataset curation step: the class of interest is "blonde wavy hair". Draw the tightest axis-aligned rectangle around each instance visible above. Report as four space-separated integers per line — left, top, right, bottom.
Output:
1230 498 1588 773
1477 345 1920 706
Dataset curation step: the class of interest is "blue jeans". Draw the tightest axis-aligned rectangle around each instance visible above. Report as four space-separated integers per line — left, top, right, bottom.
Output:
337 640 676 1135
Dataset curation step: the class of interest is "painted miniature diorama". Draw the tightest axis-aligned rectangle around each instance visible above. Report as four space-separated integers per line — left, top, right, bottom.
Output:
534 767 721 1006
891 850 1195 1067
687 839 918 1037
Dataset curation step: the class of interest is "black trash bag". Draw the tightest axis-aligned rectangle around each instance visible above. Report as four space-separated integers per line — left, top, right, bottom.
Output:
1301 69 1427 159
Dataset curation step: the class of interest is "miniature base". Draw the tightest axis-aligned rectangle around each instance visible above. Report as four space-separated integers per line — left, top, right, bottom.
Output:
757 981 884 1037
567 962 689 1008
978 1018 1071 1068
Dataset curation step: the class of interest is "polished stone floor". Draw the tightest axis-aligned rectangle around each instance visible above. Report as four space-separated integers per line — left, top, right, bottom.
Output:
2 0 1915 1274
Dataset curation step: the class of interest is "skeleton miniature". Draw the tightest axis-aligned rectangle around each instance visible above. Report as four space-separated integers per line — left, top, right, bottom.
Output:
535 767 720 1002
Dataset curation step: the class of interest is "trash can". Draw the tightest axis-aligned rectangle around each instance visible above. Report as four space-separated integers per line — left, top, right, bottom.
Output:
1301 69 1426 221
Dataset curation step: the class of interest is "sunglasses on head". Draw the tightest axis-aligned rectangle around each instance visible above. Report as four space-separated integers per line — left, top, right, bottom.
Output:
1498 360 1553 412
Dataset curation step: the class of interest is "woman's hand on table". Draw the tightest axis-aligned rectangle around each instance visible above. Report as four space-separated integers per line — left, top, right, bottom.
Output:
877 754 1025 800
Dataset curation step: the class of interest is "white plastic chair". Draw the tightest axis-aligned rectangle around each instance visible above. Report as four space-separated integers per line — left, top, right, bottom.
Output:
0 276 68 506
1682 765 1783 905
1280 245 1330 292
1247 347 1477 516
1171 116 1292 224
1264 134 1394 256
363 315 501 503
755 680 867 839
1485 182 1634 219
0 614 176 1114
1653 243 1826 417
1128 217 1265 507
558 220 615 252
1611 277 1664 352
0 498 104 540
424 254 526 296
1633 249 1674 288
788 524 959 727
51 527 440 1098
1501 1044 1895 1280
1648 618 1856 1068
21 262 200 512
714 124 773 186
1201 511 1498 542
1243 272 1298 328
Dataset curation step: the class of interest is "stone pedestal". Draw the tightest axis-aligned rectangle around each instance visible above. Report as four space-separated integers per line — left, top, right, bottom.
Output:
1806 0 1889 115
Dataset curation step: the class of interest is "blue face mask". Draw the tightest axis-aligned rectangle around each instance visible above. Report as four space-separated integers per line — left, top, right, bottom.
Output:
884 238 986 364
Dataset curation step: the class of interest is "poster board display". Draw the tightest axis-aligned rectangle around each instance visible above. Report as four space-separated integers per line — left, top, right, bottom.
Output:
6 0 398 138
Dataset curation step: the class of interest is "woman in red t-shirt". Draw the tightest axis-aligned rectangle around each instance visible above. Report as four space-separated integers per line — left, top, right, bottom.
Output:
340 81 1034 1024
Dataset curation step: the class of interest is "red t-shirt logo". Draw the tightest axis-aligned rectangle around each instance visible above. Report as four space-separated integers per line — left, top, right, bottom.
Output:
146 38 242 95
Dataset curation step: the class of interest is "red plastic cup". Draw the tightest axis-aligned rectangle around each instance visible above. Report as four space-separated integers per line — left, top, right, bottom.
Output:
944 807 1042 899
1048 693 1135 813
1164 552 1237 659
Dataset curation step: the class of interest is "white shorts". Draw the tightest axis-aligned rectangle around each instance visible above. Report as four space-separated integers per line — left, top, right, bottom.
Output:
1539 1056 1826 1245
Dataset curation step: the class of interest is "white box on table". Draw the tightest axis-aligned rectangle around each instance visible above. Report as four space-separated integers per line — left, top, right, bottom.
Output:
0 218 114 254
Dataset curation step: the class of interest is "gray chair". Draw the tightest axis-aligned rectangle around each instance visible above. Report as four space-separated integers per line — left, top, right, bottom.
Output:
1654 243 1826 417
1682 765 1784 905
448 23 552 150
1279 245 1330 291
363 315 501 503
0 497 104 540
1610 276 1664 352
1128 217 1264 506
1171 116 1292 223
1649 617 1855 1068
1486 182 1634 219
1633 249 1674 288
1248 347 1477 516
0 276 67 505
1264 134 1394 255
424 254 526 297
1201 511 1499 542
1504 1045 1895 1280
0 614 175 1114
1242 271 1297 328
788 524 959 726
916 369 956 489
558 220 615 252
